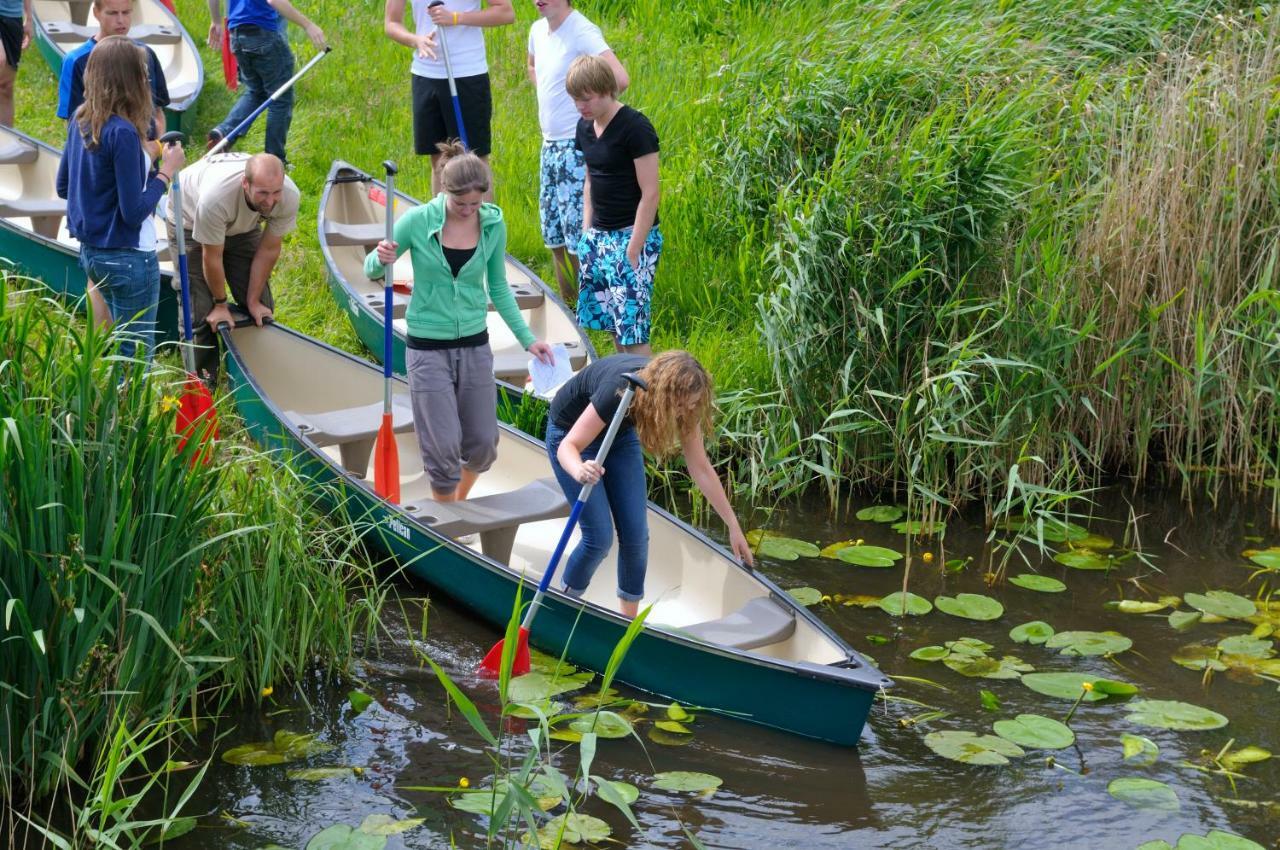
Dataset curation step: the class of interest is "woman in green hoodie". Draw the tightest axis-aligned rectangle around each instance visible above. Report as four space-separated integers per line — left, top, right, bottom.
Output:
365 142 554 503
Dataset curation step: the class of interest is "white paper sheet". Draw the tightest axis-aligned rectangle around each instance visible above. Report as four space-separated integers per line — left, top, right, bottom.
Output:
529 343 573 397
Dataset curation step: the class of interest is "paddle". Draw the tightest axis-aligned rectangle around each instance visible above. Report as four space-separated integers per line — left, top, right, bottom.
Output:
208 47 331 156
160 131 217 461
479 372 647 677
372 160 401 504
427 0 470 149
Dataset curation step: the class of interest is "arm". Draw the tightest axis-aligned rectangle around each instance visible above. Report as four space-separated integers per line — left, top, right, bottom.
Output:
21 0 32 47
484 219 542 353
55 141 69 199
267 0 326 49
557 404 608 485
625 152 659 268
601 50 629 93
581 169 592 232
207 0 221 50
245 230 283 325
526 51 536 86
362 207 415 279
427 0 514 29
383 0 436 59
110 129 169 228
681 426 754 566
201 243 230 302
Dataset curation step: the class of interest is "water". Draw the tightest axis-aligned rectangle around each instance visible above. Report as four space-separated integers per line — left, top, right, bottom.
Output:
170 487 1278 849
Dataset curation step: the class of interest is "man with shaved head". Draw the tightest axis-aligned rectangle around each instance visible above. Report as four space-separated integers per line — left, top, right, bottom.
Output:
165 151 300 384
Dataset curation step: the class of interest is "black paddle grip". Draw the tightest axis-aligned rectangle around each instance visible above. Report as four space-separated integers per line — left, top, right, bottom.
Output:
383 160 398 177
622 372 647 391
158 130 184 146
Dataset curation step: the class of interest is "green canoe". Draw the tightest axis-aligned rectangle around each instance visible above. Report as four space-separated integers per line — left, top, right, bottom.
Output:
30 0 204 137
222 320 891 745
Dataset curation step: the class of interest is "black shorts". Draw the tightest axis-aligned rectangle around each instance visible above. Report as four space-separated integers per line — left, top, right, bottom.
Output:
0 17 23 69
411 72 492 157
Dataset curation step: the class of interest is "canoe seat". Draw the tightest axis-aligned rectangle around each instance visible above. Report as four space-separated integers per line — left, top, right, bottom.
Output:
680 596 797 651
324 220 384 250
0 141 39 165
363 290 410 320
493 342 586 383
43 21 97 43
283 396 414 477
130 24 183 46
0 197 67 220
166 81 199 102
402 477 569 564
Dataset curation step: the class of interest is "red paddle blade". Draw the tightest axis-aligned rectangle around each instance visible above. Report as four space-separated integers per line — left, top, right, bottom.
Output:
479 626 531 678
221 19 238 90
157 0 175 11
368 185 387 206
175 376 217 464
373 412 400 504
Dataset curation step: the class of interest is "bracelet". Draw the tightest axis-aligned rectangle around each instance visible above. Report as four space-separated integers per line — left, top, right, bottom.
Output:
452 11 458 25
156 171 171 185
213 296 228 305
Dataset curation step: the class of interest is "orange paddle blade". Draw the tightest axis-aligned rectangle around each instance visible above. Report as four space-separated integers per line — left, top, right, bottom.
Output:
221 19 238 90
175 375 217 464
373 412 400 503
479 626 531 678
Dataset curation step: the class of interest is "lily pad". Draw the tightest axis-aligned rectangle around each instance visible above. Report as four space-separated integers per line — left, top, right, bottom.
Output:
1249 550 1280 570
746 530 819 561
222 731 336 766
667 703 692 721
856 505 905 523
1010 621 1055 645
786 587 823 606
536 813 611 848
358 815 425 836
944 654 1034 680
1009 574 1066 593
819 540 858 558
1172 644 1227 672
653 771 723 793
1184 591 1256 620
1125 699 1228 731
348 691 373 716
877 591 933 616
910 645 950 662
1217 635 1273 658
892 520 946 536
992 714 1075 749
1173 832 1265 850
1109 600 1170 614
1108 777 1180 811
1045 630 1132 657
288 767 356 781
1219 745 1272 771
1020 673 1111 701
654 720 693 735
450 786 511 816
1169 610 1203 630
591 775 641 806
1054 550 1109 570
935 593 1004 621
1121 733 1160 765
836 545 904 568
646 727 693 746
508 671 594 703
923 730 1025 765
1074 533 1115 550
304 825 386 850
569 711 633 739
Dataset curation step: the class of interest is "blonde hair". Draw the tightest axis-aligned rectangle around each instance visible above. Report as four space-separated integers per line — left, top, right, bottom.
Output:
435 140 490 195
630 351 714 459
74 36 153 149
565 54 618 100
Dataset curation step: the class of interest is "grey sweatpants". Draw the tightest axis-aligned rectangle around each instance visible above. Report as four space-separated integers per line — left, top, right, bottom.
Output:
406 344 498 494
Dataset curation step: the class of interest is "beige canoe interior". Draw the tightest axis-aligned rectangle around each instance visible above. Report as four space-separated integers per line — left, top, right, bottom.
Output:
0 125 175 278
234 324 849 667
33 0 201 107
322 171 592 388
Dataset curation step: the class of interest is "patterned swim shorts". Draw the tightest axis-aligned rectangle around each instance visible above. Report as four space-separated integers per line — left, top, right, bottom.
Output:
576 225 662 346
539 139 586 252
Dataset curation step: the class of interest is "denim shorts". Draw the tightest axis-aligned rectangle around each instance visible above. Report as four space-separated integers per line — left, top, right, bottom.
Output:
539 139 586 252
576 225 662 346
79 245 161 362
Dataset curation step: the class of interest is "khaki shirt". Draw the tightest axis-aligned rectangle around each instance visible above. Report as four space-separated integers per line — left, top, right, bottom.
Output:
171 153 300 245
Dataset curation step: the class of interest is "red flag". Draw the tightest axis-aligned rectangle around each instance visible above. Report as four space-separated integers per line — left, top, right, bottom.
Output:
221 18 238 90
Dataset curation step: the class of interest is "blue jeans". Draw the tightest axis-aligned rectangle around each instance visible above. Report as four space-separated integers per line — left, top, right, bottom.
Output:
546 422 649 601
79 246 160 362
220 27 295 161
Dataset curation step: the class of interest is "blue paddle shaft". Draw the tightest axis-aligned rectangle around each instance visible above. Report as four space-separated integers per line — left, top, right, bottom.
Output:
210 48 331 155
159 132 197 372
382 165 397 405
522 381 640 628
430 5 470 149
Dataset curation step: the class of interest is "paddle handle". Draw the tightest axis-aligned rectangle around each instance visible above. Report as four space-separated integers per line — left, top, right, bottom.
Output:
427 0 469 149
159 132 195 366
209 47 331 156
521 373 646 629
382 161 398 405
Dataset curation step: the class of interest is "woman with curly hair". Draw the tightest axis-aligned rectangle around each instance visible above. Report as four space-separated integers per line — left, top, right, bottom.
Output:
56 34 184 362
546 350 754 617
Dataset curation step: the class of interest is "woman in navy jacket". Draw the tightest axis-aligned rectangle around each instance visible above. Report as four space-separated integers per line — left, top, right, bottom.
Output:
56 35 183 361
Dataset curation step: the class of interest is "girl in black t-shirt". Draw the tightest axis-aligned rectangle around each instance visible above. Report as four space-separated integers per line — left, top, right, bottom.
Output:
566 54 660 356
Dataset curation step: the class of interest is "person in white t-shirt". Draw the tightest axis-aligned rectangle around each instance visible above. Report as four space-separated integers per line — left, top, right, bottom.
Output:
384 0 510 200
527 0 627 304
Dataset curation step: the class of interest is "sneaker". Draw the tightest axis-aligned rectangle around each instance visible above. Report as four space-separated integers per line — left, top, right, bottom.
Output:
206 127 227 152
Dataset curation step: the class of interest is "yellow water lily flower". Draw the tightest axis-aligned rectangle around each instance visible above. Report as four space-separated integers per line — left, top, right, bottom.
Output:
459 777 470 788
1081 682 1094 692
260 685 273 698
922 552 934 563
159 395 179 412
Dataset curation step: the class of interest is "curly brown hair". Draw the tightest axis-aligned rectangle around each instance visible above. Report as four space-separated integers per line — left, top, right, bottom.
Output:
630 351 714 459
74 36 153 150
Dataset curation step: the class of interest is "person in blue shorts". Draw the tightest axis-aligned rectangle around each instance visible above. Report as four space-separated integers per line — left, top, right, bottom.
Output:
0 0 32 127
55 0 169 137
527 0 628 305
567 54 659 355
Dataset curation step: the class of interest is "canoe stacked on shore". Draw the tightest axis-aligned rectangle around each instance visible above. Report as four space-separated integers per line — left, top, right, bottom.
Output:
222 320 892 745
30 0 204 136
0 123 179 343
320 161 594 391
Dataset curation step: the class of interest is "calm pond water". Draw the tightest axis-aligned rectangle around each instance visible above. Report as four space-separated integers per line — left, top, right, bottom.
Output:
169 486 1278 849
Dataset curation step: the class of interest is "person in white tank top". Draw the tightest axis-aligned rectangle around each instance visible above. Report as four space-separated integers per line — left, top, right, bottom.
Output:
383 0 513 200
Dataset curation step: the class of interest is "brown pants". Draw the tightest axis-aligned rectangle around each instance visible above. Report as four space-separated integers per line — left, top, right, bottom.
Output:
166 222 271 383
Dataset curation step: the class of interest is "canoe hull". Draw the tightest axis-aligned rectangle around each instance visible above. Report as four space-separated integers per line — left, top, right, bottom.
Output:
224 326 884 746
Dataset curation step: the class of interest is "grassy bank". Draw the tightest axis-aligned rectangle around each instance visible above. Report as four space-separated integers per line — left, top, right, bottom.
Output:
12 0 1280 520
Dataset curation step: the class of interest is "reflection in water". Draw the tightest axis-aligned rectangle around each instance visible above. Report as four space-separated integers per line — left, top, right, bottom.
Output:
169 486 1277 849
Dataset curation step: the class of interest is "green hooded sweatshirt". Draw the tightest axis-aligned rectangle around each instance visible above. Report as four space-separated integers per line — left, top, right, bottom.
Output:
362 194 536 349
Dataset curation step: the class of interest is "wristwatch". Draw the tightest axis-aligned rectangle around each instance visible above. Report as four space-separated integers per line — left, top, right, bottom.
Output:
213 296 228 305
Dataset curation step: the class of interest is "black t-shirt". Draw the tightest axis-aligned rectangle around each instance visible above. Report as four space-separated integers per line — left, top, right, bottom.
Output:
550 354 650 434
575 105 660 232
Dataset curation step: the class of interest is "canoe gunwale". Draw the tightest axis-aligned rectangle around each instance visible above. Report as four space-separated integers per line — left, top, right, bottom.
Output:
220 321 891 696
